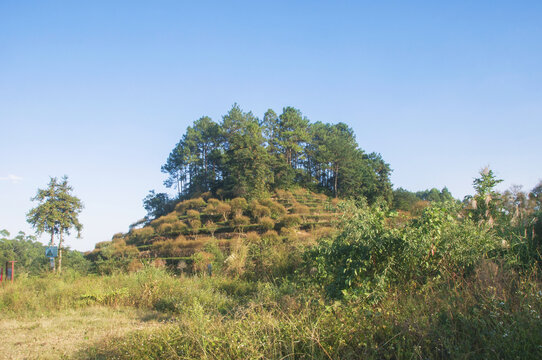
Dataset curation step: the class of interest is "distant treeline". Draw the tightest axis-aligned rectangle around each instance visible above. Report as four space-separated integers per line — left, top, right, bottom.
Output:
392 187 455 212
0 230 89 276
148 104 392 218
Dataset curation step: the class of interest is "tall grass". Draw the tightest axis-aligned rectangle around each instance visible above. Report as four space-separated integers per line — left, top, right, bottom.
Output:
2 265 541 359
79 265 542 359
0 268 230 315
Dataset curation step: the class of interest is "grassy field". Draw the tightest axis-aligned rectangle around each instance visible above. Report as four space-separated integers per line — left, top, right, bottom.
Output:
1 266 541 359
0 307 165 360
2 192 542 359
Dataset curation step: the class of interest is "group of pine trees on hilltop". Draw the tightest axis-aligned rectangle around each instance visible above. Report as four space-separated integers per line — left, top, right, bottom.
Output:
152 104 392 215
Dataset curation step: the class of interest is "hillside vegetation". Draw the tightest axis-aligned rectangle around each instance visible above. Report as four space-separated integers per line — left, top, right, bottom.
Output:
3 167 540 359
87 188 339 277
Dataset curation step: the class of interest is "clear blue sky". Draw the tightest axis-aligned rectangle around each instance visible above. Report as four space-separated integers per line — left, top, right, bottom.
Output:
1 1 541 251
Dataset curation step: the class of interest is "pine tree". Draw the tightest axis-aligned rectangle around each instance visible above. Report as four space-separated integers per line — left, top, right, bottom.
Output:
27 176 83 273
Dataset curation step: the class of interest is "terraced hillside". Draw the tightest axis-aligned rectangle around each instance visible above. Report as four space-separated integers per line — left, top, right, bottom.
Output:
86 189 340 274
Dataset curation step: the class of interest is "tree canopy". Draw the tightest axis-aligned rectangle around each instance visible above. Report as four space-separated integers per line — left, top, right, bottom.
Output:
157 104 393 209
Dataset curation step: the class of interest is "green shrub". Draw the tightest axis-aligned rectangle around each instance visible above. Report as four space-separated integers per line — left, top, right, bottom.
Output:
203 240 225 272
186 209 200 220
150 213 178 228
175 198 206 212
231 215 250 226
207 198 220 207
405 202 500 281
188 219 201 232
280 214 302 229
252 205 271 219
152 237 188 257
291 204 310 215
305 201 503 299
157 223 173 234
205 220 218 237
230 197 248 216
171 220 188 234
259 216 275 231
216 202 232 221
129 227 155 244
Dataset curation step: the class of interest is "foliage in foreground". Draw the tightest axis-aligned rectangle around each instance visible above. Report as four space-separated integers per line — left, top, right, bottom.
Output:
306 201 503 299
3 168 541 358
1 266 540 359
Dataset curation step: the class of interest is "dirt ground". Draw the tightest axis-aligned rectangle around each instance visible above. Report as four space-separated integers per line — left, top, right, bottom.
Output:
0 307 166 360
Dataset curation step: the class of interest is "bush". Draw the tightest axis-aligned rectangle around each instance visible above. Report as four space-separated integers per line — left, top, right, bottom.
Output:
275 189 294 201
252 205 271 219
129 227 155 244
110 240 139 258
245 231 261 244
188 219 202 233
127 259 143 272
259 216 275 231
205 220 218 237
150 213 178 228
207 198 220 207
171 220 188 234
305 201 503 299
216 202 231 221
232 215 250 231
187 209 200 220
191 251 215 273
280 214 302 229
315 193 328 202
405 202 500 281
261 230 281 245
203 240 225 272
157 223 173 234
260 199 287 219
175 198 206 212
152 237 189 257
230 197 248 216
291 204 310 215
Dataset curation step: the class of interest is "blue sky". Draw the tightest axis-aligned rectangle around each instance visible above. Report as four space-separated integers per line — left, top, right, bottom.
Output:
1 1 541 251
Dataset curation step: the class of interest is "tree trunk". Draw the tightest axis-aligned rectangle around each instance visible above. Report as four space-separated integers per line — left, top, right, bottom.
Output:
50 231 56 272
334 164 339 198
58 231 63 274
204 146 208 189
176 172 181 198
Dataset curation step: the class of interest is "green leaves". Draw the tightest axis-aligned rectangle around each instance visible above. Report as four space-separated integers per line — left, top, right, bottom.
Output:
161 104 393 204
27 176 84 241
305 200 500 300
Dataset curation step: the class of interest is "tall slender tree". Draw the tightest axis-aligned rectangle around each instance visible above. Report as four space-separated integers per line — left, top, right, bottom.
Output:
222 104 271 198
162 139 188 198
278 107 310 168
55 177 83 273
27 176 83 273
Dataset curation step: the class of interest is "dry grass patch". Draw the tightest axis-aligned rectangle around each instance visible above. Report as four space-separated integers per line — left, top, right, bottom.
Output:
0 306 165 360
